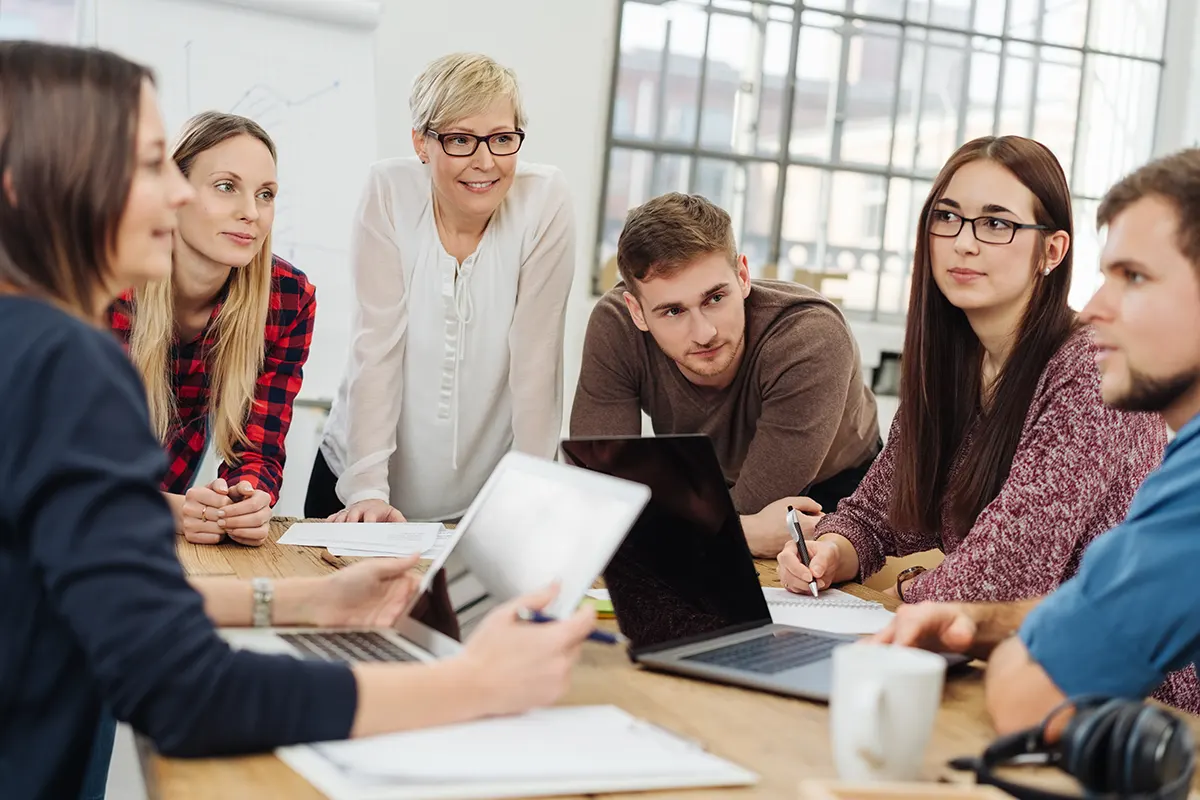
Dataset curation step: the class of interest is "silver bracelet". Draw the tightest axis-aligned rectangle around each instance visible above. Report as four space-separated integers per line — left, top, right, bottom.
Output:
251 577 274 628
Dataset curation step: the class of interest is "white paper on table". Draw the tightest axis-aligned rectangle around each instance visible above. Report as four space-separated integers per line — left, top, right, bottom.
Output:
284 705 756 786
761 587 894 634
278 522 443 556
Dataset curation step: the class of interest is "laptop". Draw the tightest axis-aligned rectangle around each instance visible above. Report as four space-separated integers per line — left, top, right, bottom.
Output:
561 434 963 703
220 450 652 664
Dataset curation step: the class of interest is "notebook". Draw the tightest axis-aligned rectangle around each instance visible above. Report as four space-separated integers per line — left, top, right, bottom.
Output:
277 705 758 799
582 587 893 635
762 587 895 635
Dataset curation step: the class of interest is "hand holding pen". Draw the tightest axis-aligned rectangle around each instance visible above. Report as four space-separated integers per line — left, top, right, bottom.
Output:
785 504 820 598
517 608 627 645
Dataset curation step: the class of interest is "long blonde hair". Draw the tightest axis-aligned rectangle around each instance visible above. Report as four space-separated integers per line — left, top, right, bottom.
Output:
128 111 276 465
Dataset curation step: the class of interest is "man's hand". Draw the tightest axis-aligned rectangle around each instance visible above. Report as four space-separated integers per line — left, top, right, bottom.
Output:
871 601 979 653
221 480 274 546
741 496 823 557
329 499 406 523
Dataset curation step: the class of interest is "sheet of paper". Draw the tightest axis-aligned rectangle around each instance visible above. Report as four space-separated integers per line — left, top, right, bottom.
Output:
292 705 751 784
761 587 894 634
278 522 443 556
585 588 610 601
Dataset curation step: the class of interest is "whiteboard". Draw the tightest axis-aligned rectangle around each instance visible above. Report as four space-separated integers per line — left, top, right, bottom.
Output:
83 0 380 402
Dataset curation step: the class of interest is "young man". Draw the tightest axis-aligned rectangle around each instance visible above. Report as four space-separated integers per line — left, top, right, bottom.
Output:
869 148 1200 731
571 193 881 557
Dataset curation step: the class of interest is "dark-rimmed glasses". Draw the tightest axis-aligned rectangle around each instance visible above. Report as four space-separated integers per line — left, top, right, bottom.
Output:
929 209 1051 245
426 129 525 157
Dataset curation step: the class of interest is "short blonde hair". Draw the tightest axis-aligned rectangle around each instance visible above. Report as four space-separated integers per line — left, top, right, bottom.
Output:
409 52 526 134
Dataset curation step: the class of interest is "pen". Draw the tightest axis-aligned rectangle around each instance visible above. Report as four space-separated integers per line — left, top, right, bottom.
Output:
516 608 627 645
786 504 820 598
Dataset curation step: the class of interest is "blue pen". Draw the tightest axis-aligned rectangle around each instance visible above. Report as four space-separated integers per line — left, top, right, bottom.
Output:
516 608 627 645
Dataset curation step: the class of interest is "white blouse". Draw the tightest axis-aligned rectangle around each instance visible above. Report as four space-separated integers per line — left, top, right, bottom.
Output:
320 157 575 521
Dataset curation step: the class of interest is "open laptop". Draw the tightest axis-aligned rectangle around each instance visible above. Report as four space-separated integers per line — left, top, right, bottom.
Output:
220 451 651 664
561 434 964 702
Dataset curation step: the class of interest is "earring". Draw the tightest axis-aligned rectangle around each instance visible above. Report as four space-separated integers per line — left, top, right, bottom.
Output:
1042 267 1051 276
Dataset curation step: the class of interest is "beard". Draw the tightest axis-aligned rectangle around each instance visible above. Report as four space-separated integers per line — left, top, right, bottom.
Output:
679 330 745 379
1108 366 1200 413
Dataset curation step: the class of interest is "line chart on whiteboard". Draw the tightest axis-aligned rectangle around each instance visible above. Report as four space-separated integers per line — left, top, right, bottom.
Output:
180 37 354 263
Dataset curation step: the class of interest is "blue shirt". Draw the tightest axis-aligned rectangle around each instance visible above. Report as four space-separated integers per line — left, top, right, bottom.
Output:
1020 411 1200 700
0 297 356 800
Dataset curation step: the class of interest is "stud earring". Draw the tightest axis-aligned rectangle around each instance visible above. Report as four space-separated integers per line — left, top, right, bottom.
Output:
1042 267 1051 276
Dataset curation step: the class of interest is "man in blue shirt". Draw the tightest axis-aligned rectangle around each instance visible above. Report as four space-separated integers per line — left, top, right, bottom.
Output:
874 147 1200 733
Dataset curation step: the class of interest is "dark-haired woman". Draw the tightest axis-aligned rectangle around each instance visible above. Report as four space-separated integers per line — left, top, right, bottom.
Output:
778 135 1166 603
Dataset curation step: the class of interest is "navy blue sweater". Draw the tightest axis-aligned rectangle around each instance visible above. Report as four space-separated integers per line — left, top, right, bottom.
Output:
0 297 357 799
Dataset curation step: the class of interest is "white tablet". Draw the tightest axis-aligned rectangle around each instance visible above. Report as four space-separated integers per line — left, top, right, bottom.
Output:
408 451 651 622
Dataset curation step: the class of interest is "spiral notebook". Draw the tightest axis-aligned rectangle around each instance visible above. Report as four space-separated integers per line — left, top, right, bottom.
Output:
762 587 894 634
584 587 894 635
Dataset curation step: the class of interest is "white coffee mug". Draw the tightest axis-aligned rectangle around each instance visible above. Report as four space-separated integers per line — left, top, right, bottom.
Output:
830 642 947 781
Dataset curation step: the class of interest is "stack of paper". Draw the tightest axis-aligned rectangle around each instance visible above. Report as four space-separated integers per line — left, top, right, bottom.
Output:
278 705 757 799
278 522 453 559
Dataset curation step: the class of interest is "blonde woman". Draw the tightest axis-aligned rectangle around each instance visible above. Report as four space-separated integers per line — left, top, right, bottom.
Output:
308 53 575 522
111 111 314 546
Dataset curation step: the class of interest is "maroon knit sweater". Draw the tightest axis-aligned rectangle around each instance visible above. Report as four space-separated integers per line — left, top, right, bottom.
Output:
815 326 1199 711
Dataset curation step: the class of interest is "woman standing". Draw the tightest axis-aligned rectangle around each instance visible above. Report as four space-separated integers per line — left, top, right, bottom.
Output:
778 136 1166 603
307 52 575 523
111 111 313 545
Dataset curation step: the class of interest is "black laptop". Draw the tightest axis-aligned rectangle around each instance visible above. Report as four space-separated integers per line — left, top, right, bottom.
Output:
560 433 870 702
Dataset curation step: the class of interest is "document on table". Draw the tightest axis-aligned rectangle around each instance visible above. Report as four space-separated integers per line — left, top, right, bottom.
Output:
762 586 894 634
277 705 757 800
278 522 446 557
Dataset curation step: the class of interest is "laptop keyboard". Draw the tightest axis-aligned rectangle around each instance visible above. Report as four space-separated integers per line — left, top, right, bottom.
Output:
682 629 840 674
278 632 420 663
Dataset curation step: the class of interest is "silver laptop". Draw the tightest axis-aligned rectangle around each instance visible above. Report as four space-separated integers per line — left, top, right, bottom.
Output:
561 435 964 702
221 451 651 664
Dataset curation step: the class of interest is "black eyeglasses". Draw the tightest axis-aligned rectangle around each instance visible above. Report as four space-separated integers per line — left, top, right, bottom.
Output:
426 129 525 157
929 209 1051 245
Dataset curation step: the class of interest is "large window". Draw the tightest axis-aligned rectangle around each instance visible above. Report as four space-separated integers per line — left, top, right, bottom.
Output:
595 0 1169 319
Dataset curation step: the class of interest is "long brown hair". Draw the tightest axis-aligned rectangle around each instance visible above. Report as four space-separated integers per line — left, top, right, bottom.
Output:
0 41 151 317
891 136 1078 536
127 112 276 464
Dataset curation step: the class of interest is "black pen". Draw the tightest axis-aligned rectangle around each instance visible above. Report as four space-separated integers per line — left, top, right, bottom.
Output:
786 505 819 598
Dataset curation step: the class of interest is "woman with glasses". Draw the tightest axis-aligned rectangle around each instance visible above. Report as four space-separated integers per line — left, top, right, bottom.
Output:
778 135 1166 604
307 53 575 522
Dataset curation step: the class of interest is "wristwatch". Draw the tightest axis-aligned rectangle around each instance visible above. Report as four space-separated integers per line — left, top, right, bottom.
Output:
251 577 274 628
895 565 927 603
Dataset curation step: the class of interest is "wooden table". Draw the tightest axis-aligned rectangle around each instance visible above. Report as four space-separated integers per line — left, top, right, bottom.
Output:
141 520 1199 799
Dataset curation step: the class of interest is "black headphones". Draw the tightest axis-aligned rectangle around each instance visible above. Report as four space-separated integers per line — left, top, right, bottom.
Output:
949 696 1195 799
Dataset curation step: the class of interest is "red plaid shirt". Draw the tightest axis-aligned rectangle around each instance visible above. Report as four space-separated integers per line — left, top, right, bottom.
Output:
109 256 315 505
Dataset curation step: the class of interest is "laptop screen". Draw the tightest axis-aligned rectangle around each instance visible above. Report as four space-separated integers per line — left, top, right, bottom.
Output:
560 435 772 652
